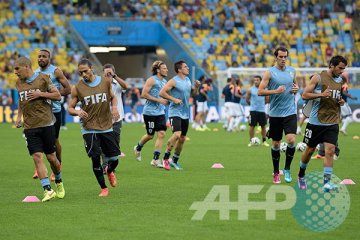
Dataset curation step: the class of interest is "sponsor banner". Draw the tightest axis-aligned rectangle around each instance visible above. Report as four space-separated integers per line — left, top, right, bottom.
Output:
2 104 360 123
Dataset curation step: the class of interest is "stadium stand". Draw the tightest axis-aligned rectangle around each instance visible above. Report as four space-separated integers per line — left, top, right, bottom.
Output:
0 0 83 88
1 0 359 89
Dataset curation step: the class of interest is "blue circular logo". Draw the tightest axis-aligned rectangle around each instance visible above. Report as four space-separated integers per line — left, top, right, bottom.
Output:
292 171 350 232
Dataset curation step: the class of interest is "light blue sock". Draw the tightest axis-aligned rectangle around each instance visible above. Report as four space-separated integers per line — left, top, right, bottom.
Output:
300 161 308 169
40 177 51 190
324 167 333 184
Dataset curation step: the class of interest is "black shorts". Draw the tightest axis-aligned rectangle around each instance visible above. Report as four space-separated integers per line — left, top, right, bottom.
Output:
53 112 62 139
268 114 297 141
83 131 120 158
24 125 56 155
249 111 267 127
143 114 167 136
169 117 189 136
303 123 339 148
112 121 122 147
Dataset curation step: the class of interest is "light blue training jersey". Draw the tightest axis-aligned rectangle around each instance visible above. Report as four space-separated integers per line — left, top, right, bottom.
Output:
309 74 343 126
168 75 192 119
268 66 296 117
35 64 61 113
143 75 167 116
79 76 113 135
250 85 265 112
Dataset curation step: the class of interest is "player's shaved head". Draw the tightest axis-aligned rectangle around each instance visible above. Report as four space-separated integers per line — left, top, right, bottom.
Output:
15 57 32 68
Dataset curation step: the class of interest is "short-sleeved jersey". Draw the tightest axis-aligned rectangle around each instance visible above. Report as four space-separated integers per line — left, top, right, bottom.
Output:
268 66 296 117
143 75 167 116
35 64 61 113
75 76 113 131
222 84 233 102
250 85 265 112
16 72 56 129
168 75 192 119
197 83 210 102
111 79 125 122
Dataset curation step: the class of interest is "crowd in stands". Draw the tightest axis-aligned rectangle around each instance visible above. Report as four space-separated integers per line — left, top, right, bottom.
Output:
46 1 360 72
0 0 84 92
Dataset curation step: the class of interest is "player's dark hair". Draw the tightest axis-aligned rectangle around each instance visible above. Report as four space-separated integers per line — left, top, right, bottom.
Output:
78 58 92 67
103 63 115 72
329 55 347 68
39 49 51 58
253 75 262 80
274 47 288 57
174 60 186 73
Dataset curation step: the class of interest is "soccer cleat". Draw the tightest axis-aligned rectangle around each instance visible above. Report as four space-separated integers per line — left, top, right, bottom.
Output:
170 160 183 170
247 142 252 147
311 154 324 160
298 177 307 190
150 159 163 168
42 189 56 202
262 142 270 147
162 159 170 171
107 171 117 187
133 146 141 161
202 126 211 131
32 169 38 179
99 188 109 197
340 129 348 136
333 154 339 161
56 182 65 199
283 169 292 183
195 127 205 132
323 182 338 192
273 173 281 184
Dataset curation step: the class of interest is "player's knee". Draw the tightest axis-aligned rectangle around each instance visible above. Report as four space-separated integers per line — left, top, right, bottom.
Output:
287 137 296 145
179 136 186 143
157 131 165 139
32 152 42 162
272 141 281 148
326 146 336 156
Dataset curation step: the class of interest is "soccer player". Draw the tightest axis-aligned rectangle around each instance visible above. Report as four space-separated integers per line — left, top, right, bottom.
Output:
68 59 121 197
297 55 347 192
227 78 244 132
102 63 128 170
14 57 65 202
159 60 201 170
133 60 169 167
340 73 358 135
221 77 233 130
245 75 269 147
258 47 299 184
193 76 211 131
32 49 71 180
128 84 141 122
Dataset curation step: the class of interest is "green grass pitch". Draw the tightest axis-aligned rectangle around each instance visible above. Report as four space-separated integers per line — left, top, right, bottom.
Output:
0 122 358 239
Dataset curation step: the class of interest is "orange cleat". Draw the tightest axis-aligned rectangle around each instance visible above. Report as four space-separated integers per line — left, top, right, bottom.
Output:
99 188 109 197
107 171 117 187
